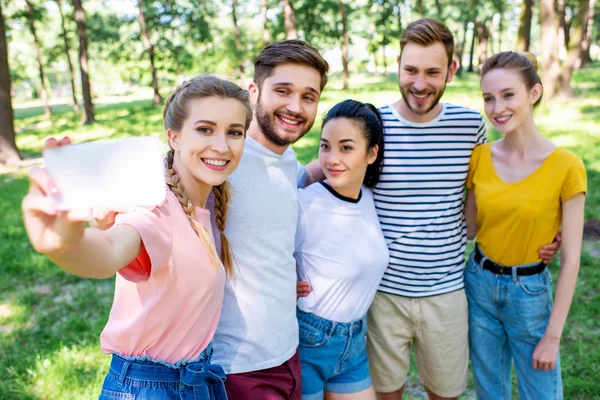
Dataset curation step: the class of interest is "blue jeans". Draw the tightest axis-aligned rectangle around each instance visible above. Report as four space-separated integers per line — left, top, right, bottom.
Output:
99 345 227 400
297 308 372 400
465 252 563 400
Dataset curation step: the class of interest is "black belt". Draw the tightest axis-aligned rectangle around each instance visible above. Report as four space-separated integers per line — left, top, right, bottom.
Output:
474 245 546 276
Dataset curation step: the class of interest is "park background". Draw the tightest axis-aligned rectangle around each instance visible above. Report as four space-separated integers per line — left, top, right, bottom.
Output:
0 0 599 398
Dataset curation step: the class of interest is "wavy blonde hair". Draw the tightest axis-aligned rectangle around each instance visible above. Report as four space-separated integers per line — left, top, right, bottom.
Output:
162 75 252 276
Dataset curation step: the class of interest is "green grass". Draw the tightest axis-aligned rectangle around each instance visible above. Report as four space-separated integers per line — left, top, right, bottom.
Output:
1 69 599 399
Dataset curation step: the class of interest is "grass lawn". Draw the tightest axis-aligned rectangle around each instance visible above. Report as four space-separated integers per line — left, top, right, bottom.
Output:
1 68 599 399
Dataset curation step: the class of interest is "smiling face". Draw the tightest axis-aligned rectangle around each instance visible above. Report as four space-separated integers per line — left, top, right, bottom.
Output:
481 68 541 135
250 63 321 151
397 42 456 122
319 118 378 199
168 96 247 193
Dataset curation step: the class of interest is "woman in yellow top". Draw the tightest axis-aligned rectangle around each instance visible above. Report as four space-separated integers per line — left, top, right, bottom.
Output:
464 51 586 400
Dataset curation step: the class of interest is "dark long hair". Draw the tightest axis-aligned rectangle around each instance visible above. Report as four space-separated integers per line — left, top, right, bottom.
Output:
322 100 385 188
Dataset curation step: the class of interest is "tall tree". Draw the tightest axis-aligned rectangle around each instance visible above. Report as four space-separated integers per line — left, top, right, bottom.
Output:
138 0 162 106
467 0 480 72
577 0 595 67
339 0 349 90
25 0 52 118
415 0 425 16
540 0 571 97
434 0 443 20
517 0 534 51
261 0 270 45
559 0 593 94
393 0 403 47
283 0 298 39
375 0 396 77
55 0 79 113
475 18 490 72
455 20 469 76
231 0 245 80
557 0 571 49
497 2 504 51
0 1 21 165
72 0 95 124
468 23 476 72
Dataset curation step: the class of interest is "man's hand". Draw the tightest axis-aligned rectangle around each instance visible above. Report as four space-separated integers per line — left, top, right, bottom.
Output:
297 280 312 298
539 232 561 264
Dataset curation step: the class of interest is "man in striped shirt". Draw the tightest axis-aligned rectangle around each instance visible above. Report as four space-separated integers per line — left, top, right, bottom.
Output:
362 19 482 400
365 18 559 400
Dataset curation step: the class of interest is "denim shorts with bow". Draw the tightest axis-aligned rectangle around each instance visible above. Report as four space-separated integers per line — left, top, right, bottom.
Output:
98 344 227 400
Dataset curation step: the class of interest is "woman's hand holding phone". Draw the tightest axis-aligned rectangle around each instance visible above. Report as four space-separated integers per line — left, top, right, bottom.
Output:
22 137 89 257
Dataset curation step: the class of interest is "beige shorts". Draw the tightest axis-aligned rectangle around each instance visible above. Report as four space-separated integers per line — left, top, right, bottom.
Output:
366 289 468 398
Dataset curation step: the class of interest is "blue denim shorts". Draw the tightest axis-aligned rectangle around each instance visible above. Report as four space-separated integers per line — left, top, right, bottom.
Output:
99 344 227 400
297 308 372 400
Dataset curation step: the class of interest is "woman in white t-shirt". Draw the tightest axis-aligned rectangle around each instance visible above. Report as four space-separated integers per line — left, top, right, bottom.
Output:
295 100 389 400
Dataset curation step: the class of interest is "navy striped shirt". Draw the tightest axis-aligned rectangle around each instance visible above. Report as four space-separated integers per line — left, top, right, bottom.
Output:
375 103 487 297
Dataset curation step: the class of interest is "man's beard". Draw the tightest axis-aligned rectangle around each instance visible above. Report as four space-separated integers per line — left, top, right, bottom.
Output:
399 75 447 116
255 99 313 147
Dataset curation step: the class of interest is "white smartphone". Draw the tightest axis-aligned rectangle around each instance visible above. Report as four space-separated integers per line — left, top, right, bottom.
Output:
43 137 167 210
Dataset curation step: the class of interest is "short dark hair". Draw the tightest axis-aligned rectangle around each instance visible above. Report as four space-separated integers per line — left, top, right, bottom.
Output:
481 51 543 107
253 40 329 92
322 100 385 188
400 18 454 66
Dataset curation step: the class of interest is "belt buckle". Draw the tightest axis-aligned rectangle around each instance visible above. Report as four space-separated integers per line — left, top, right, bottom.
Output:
478 254 489 270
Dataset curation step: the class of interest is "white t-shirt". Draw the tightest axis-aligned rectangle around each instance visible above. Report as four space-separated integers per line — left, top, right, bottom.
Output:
211 136 300 374
295 182 390 323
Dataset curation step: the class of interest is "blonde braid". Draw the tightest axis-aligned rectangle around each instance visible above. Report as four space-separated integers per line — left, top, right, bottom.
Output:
213 182 235 276
165 151 221 269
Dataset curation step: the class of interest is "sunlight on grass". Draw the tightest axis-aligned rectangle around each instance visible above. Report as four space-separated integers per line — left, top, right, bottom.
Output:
0 300 26 335
26 345 109 400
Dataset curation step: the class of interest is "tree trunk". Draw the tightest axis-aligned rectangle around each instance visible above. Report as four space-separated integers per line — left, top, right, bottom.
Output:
0 1 21 165
56 0 79 113
577 0 595 67
283 0 298 39
455 20 469 77
260 0 270 46
382 38 388 77
517 0 534 52
415 0 425 16
434 0 443 20
497 4 504 51
468 22 476 72
540 0 569 98
72 0 95 124
231 0 245 80
559 0 591 94
25 0 52 118
395 0 403 47
557 0 570 50
489 23 495 54
372 45 379 76
339 0 349 90
137 0 162 106
475 19 489 73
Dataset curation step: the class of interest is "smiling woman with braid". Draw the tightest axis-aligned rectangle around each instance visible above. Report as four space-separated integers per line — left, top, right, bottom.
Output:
21 75 252 399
